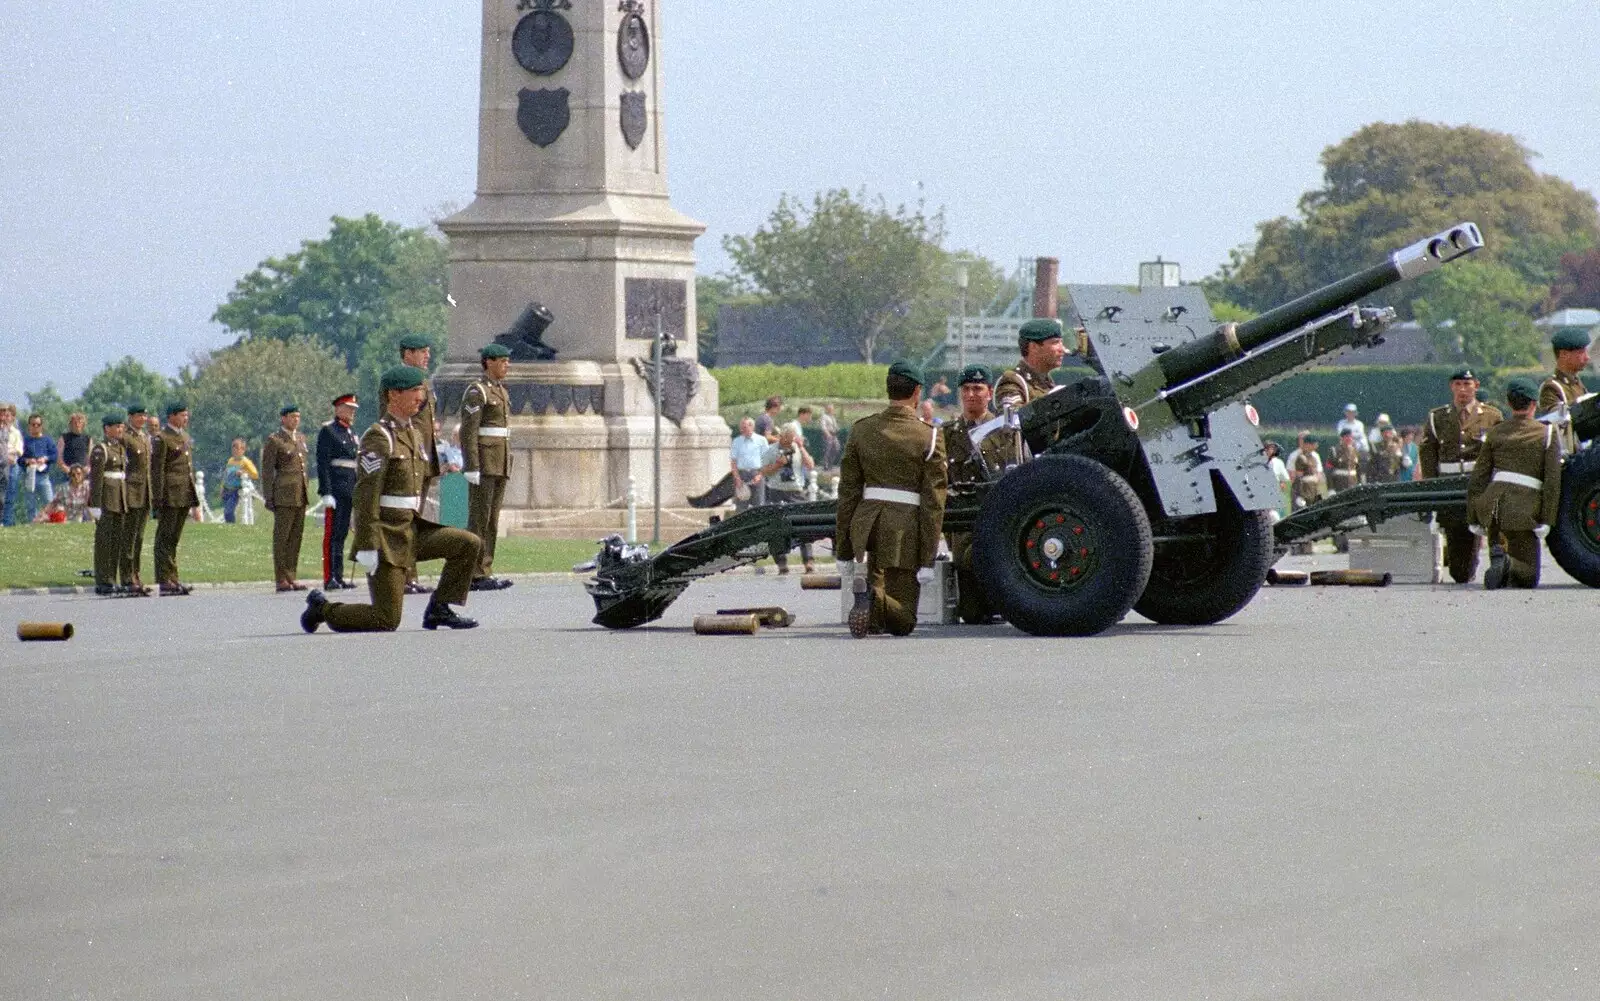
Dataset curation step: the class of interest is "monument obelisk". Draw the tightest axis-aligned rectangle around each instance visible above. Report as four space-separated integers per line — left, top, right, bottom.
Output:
436 0 728 535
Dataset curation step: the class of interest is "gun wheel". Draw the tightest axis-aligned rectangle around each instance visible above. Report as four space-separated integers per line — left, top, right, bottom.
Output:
973 456 1152 636
1548 447 1600 588
1135 483 1274 626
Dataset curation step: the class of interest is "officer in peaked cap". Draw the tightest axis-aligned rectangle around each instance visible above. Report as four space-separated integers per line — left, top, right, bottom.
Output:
994 319 1067 412
89 411 130 596
462 342 516 590
398 332 442 594
1540 327 1592 455
316 393 362 589
260 403 311 591
301 365 482 634
1469 376 1563 590
1419 367 1502 582
119 401 154 595
836 360 947 638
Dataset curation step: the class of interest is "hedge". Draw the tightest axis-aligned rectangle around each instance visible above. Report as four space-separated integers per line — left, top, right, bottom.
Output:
1248 365 1554 429
714 363 889 407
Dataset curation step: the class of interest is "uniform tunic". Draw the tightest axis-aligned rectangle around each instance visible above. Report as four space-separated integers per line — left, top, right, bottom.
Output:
316 418 361 583
1367 436 1406 483
1289 447 1324 508
150 424 198 585
260 427 311 584
461 378 513 576
1538 370 1587 455
1420 400 1503 582
1329 440 1362 491
942 414 1016 624
89 437 129 587
1468 415 1563 587
993 361 1055 411
120 424 152 584
836 404 947 635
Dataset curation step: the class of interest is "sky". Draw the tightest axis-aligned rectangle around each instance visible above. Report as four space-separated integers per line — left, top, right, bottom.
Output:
2 1 1598 405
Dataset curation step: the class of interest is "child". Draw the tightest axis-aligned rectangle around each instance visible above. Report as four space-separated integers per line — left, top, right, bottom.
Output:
62 463 92 522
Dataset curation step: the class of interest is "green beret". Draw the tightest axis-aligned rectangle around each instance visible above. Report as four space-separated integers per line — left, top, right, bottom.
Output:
480 343 512 360
125 401 146 415
279 404 299 416
957 364 991 387
1552 328 1592 352
164 401 188 417
1019 318 1064 343
102 411 127 427
1449 368 1478 382
1506 376 1541 403
380 365 426 392
397 333 432 352
887 360 925 387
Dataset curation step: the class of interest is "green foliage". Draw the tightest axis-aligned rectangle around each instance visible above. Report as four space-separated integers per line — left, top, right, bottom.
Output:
694 274 748 368
1248 364 1552 429
724 189 948 361
715 363 890 407
1412 260 1544 369
178 337 353 479
22 384 75 434
1548 246 1600 310
1209 300 1259 324
212 214 449 370
1209 121 1600 318
903 250 1010 360
78 356 174 417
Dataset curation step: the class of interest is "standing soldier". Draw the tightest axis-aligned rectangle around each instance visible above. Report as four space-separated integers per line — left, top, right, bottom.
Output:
837 361 947 638
398 333 442 595
1539 328 1591 455
1329 429 1362 491
150 401 198 596
260 404 311 591
120 402 153 596
1366 423 1408 483
1468 377 1563 590
1288 433 1325 509
300 366 482 633
316 393 361 590
461 342 515 591
1419 368 1502 583
942 364 1014 624
88 412 129 596
994 318 1068 411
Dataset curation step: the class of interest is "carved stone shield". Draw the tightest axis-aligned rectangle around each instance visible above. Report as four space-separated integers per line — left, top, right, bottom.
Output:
512 11 574 75
631 356 700 424
617 13 651 79
517 87 570 148
620 91 647 150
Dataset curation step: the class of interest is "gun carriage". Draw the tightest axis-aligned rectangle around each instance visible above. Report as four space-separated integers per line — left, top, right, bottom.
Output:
586 224 1487 634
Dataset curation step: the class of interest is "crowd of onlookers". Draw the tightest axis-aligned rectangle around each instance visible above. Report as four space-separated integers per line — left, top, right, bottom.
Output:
0 404 96 525
728 396 845 572
1263 403 1422 519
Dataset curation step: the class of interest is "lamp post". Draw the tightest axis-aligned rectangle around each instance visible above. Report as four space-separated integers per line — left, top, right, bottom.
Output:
955 262 970 371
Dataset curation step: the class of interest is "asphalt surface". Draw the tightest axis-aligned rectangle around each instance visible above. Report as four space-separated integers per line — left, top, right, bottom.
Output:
3 561 1598 999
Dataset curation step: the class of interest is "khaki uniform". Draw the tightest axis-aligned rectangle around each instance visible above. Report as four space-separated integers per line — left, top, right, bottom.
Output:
993 360 1055 411
1538 370 1587 455
1289 447 1324 508
1420 400 1503 582
461 378 512 577
1367 435 1406 483
836 404 947 635
321 417 482 632
942 415 1016 624
89 437 129 587
1329 439 1362 491
120 425 152 585
260 427 311 585
150 424 199 586
1467 416 1563 588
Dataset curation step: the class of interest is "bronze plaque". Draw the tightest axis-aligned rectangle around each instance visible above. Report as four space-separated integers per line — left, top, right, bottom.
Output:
512 11 574 76
625 278 686 341
617 11 651 80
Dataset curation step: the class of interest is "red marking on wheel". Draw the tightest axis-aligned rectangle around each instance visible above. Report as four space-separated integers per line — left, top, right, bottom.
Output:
1036 520 1045 530
1079 548 1088 557
1050 572 1059 581
1056 515 1065 524
1032 562 1041 570
1073 526 1084 536
1070 567 1081 576
1026 539 1035 549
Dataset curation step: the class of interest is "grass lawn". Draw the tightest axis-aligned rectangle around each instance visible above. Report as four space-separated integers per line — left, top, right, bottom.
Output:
0 521 603 589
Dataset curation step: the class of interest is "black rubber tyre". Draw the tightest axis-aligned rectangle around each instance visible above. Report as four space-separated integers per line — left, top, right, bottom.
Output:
972 455 1153 637
1548 447 1600 587
1134 489 1274 626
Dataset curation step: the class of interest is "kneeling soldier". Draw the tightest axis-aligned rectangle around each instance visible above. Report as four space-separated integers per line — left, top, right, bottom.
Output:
89 412 130 596
301 366 482 633
1468 376 1562 590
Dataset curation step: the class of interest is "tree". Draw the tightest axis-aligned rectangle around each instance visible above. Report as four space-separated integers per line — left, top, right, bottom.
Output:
213 214 449 370
178 337 353 481
724 189 947 361
906 249 1009 362
23 384 74 435
1548 247 1600 311
1412 260 1544 370
1208 121 1600 317
78 357 174 417
694 274 743 368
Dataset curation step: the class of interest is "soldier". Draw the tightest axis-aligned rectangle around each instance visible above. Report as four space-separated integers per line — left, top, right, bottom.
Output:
300 366 482 633
994 318 1068 410
150 401 198 596
398 332 442 594
88 412 130 596
260 404 311 591
837 361 947 638
1366 422 1408 483
1539 327 1591 455
1329 429 1362 491
461 342 515 591
120 401 153 596
942 364 1015 624
1288 433 1325 509
316 393 361 590
1419 368 1502 583
1468 377 1562 590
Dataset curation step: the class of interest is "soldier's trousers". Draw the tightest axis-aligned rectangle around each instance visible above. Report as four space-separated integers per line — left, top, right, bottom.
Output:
1437 510 1481 582
867 557 921 637
323 499 353 583
323 524 482 632
1489 522 1543 588
153 506 189 584
467 475 508 576
94 511 127 586
119 505 149 583
271 505 306 583
946 531 995 624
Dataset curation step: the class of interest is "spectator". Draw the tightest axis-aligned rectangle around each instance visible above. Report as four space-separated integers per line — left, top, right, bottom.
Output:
0 403 21 526
18 413 59 523
928 376 952 406
1289 433 1325 510
729 416 766 510
1263 441 1291 523
819 404 841 469
439 422 465 472
220 437 260 524
1366 412 1393 450
919 399 942 426
57 412 91 479
32 495 68 524
1367 424 1409 483
756 424 817 573
1398 428 1419 482
61 464 93 522
1335 403 1369 454
753 396 783 442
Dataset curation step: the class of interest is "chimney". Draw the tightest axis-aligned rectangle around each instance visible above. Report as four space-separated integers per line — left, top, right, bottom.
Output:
1033 257 1059 319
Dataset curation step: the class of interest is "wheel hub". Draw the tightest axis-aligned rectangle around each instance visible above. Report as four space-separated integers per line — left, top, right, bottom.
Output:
1021 509 1094 589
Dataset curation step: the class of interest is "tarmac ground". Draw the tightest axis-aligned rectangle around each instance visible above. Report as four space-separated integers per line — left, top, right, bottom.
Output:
3 556 1598 999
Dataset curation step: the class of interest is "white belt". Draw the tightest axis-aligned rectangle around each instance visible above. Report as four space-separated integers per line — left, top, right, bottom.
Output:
379 495 421 511
1438 461 1475 474
102 471 126 480
477 427 510 438
1492 471 1542 490
331 459 357 469
863 487 920 506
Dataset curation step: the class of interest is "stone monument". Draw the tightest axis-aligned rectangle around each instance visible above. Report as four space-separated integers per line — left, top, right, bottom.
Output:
436 0 729 536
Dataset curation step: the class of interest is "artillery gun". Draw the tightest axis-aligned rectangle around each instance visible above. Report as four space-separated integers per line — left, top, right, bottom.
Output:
585 223 1486 634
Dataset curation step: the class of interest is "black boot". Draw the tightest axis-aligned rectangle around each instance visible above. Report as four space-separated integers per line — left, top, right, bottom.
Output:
847 574 872 639
94 583 117 596
1483 544 1509 591
423 601 478 630
301 589 329 633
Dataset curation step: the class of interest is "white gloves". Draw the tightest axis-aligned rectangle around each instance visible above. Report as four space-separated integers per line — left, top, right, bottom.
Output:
464 471 481 486
1533 524 1551 539
1468 524 1486 537
89 508 102 519
322 495 335 509
355 550 379 573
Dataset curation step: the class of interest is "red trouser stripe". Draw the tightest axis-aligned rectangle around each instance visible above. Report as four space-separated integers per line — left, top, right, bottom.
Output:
322 507 334 582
